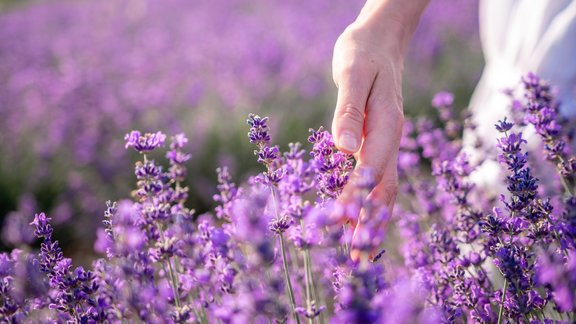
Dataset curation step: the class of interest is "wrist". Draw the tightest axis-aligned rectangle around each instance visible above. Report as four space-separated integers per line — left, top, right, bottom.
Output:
353 0 428 56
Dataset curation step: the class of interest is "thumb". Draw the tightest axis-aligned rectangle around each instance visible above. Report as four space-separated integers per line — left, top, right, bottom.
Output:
332 67 375 154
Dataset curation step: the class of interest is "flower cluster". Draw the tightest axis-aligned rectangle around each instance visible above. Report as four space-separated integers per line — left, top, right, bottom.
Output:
30 213 102 321
124 131 167 153
1 74 575 323
308 126 354 202
394 75 575 322
518 73 576 185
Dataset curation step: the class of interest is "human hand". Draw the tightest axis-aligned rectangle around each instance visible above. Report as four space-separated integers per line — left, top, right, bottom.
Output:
331 23 405 261
331 0 429 261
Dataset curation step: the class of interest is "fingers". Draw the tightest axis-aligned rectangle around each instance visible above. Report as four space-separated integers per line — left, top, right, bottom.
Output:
366 151 400 209
350 154 399 262
340 71 403 262
332 62 377 154
357 66 403 181
339 71 403 207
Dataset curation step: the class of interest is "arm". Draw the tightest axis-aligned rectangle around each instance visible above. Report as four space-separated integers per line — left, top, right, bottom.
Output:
331 0 429 260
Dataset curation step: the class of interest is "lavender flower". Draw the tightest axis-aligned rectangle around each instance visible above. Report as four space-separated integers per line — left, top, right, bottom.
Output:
213 166 240 221
536 250 576 312
30 213 101 321
247 114 272 147
308 126 353 202
517 73 575 192
125 131 167 153
166 133 192 183
431 91 454 108
102 200 117 239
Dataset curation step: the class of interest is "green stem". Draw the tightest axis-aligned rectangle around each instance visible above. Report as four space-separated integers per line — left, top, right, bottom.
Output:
157 223 182 309
316 280 328 324
201 305 209 324
497 279 508 324
267 170 302 323
303 249 313 324
303 253 316 299
535 309 545 321
306 251 318 302
556 156 574 197
306 249 323 324
559 176 573 196
186 293 202 323
167 259 181 308
280 234 300 324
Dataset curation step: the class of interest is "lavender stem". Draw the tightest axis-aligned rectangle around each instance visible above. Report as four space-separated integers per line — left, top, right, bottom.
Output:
497 279 508 324
280 233 301 324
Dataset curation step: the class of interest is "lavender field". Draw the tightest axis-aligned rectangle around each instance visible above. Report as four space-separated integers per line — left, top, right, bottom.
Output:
5 0 575 323
0 0 481 254
2 75 576 322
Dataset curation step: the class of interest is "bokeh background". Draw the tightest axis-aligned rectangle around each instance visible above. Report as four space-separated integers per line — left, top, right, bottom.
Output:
0 0 483 261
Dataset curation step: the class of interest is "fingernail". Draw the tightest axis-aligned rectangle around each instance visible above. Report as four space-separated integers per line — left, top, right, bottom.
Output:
339 132 359 152
350 249 361 262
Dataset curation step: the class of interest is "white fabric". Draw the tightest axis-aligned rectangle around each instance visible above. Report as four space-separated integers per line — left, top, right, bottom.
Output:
467 0 576 190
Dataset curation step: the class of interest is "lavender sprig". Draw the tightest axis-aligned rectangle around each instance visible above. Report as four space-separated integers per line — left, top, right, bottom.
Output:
308 127 353 203
30 213 101 321
247 113 300 324
519 73 575 196
125 131 167 153
213 166 240 221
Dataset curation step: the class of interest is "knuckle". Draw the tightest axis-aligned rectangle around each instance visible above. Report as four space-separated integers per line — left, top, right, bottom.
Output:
360 164 385 186
381 180 399 204
386 103 405 136
372 168 385 185
333 64 359 87
339 58 371 79
367 177 399 207
338 64 357 79
337 104 365 126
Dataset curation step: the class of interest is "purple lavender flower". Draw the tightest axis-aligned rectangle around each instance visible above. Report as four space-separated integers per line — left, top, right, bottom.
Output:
166 133 191 183
431 91 459 135
350 208 389 258
125 131 167 153
102 200 117 239
295 302 325 319
247 114 272 147
536 250 576 312
30 213 53 239
308 126 353 202
0 276 20 320
518 73 575 191
333 264 387 323
268 214 292 235
495 117 514 133
431 91 454 108
247 114 287 187
213 166 240 221
562 197 576 249
30 213 102 321
1 195 37 247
